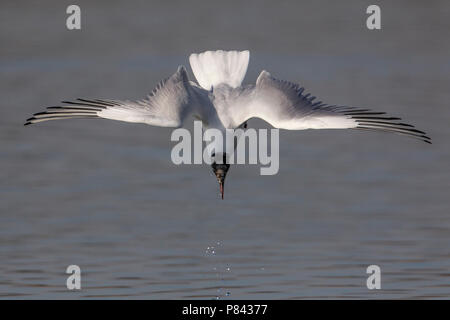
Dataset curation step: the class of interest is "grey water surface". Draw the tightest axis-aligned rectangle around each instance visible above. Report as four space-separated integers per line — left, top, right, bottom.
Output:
1 0 450 299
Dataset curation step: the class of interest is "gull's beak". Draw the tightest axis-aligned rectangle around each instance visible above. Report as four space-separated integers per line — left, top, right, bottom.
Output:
212 162 229 200
219 180 224 199
215 168 226 200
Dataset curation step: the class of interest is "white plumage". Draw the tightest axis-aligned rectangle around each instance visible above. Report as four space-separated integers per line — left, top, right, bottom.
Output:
189 50 249 90
25 49 431 144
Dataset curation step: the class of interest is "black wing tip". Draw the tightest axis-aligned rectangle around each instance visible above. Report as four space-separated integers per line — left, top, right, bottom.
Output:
24 116 38 125
422 134 432 143
24 116 37 125
418 136 432 144
77 98 116 107
345 108 431 144
25 98 111 126
421 137 432 144
59 99 109 109
356 126 432 144
34 112 48 116
354 116 402 121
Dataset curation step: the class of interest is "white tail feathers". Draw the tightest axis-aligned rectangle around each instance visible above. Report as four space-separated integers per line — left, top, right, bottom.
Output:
189 50 250 90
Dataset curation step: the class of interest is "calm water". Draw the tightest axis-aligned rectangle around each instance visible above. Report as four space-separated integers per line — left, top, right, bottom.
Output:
1 0 450 299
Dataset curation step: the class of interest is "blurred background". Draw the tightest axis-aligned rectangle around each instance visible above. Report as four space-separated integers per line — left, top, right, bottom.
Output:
1 0 449 298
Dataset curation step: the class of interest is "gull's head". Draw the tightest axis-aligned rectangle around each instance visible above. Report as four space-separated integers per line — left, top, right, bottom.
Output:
211 154 230 200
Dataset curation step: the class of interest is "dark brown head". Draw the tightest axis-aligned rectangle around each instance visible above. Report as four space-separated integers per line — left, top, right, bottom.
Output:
211 154 230 199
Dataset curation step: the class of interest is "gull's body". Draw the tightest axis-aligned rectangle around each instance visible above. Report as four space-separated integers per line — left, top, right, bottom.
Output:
25 50 431 198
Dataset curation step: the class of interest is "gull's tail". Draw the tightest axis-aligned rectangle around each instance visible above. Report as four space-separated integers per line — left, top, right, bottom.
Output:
189 50 250 90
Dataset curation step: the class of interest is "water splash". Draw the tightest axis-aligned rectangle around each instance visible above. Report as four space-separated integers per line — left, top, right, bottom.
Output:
204 241 232 299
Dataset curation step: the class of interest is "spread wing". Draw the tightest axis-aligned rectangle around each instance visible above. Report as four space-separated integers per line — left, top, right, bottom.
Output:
25 66 194 128
229 70 431 143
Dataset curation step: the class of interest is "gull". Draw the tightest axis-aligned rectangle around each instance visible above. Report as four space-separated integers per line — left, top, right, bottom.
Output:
25 50 431 199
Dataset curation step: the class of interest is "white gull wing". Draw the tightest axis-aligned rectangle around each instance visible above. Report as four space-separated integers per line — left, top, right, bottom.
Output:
226 70 431 143
25 66 200 127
